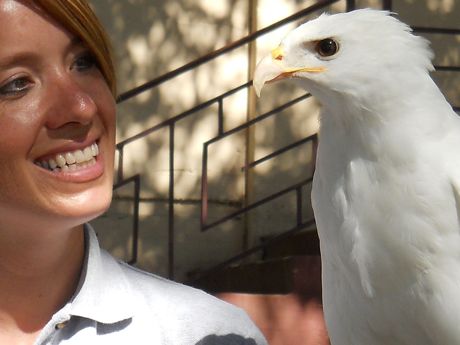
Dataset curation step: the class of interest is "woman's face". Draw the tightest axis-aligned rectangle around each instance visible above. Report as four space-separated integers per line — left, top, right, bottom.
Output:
0 0 116 230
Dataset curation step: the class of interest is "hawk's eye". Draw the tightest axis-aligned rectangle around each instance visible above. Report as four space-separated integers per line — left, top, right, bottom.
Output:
316 38 339 57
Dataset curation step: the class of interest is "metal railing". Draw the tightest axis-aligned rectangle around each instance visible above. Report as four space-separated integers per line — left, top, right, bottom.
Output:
113 0 459 281
112 174 140 265
201 93 315 231
114 0 350 279
116 0 344 104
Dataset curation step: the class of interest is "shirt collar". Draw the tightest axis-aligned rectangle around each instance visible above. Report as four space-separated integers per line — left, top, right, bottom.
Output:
67 223 137 324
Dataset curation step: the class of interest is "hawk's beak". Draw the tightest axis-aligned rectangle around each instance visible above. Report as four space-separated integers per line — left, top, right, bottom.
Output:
253 46 326 97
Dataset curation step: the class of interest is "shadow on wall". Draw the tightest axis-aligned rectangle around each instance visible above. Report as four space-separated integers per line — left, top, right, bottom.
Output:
89 0 459 281
395 0 460 105
89 0 322 279
91 0 254 204
93 0 246 135
90 0 256 279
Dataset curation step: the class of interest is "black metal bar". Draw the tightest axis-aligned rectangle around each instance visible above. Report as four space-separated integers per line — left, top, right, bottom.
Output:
205 93 312 146
434 65 460 72
116 146 124 183
296 186 303 226
202 177 313 231
218 98 224 135
116 0 340 103
382 0 392 10
242 133 317 171
346 0 356 11
113 174 138 189
412 27 460 35
200 93 312 229
116 82 250 149
113 174 141 265
168 124 175 280
128 175 141 265
200 142 209 229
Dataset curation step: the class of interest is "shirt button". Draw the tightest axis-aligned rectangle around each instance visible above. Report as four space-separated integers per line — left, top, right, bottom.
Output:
55 320 69 330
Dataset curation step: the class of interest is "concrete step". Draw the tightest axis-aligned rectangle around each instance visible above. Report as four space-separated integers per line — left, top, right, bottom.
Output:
193 255 322 295
262 229 320 259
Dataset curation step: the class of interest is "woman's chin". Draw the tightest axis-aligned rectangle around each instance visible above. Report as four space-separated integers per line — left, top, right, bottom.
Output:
54 187 113 224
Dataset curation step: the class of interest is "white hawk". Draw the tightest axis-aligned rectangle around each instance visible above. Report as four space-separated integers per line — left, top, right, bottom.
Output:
254 9 460 345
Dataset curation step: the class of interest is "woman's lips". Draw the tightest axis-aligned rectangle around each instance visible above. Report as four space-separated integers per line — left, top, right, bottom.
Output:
34 141 105 183
35 142 99 171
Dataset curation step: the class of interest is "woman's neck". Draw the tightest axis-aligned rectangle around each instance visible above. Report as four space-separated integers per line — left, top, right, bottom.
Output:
0 223 84 340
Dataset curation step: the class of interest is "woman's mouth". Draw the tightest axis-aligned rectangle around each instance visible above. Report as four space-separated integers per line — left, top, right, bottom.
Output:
35 142 99 172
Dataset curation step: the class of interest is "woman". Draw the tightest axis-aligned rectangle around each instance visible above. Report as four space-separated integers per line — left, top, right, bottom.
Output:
0 1 267 344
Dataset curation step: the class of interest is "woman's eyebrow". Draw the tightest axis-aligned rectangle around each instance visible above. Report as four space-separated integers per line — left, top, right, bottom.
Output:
0 37 86 71
66 36 86 53
69 36 84 48
0 52 39 70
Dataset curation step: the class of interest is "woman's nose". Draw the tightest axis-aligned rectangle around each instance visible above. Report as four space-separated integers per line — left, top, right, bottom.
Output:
44 75 97 129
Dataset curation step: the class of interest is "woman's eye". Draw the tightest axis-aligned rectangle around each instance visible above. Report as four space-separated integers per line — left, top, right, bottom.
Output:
72 52 98 72
0 77 32 96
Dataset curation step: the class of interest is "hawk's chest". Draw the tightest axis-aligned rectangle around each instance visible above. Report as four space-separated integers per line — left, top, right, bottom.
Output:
313 145 458 296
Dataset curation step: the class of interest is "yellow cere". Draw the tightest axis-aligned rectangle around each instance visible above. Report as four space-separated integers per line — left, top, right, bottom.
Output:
271 46 284 60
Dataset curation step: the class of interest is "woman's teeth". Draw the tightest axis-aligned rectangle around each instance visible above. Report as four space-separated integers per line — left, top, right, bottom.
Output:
35 143 99 172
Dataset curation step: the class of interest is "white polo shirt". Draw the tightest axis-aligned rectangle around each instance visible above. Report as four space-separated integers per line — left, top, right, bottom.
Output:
34 225 267 345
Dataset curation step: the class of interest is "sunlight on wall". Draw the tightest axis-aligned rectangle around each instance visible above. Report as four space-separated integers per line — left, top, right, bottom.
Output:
198 0 230 18
290 99 321 138
427 0 454 14
149 21 166 46
123 124 149 170
174 114 218 198
224 89 249 130
257 0 299 61
356 0 382 8
214 52 248 91
147 148 171 195
159 74 197 111
139 201 155 219
127 35 150 66
259 0 298 26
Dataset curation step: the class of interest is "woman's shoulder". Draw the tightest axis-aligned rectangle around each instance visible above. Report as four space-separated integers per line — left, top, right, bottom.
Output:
117 257 244 317
101 251 267 344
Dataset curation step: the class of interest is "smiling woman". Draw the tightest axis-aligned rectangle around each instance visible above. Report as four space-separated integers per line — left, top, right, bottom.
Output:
0 1 267 344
